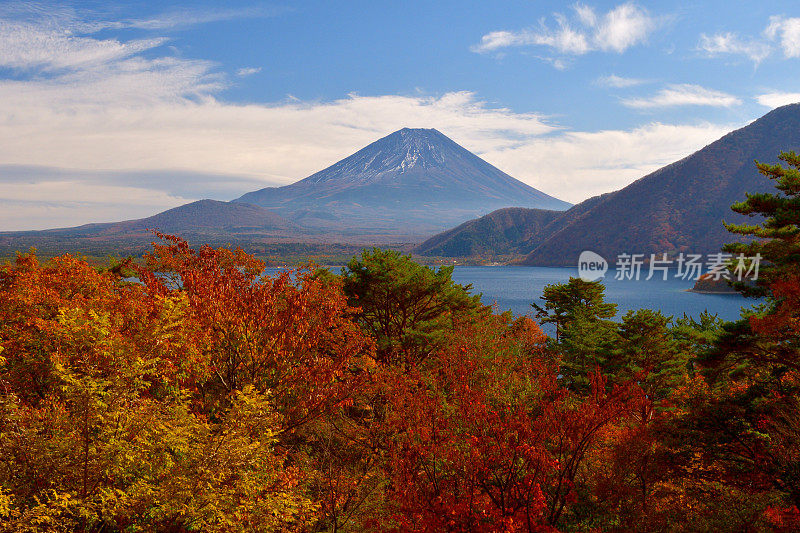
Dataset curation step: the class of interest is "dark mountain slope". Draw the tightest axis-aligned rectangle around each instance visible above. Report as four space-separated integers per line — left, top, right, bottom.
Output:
236 128 570 233
413 207 563 257
415 193 615 258
520 104 800 266
103 200 297 234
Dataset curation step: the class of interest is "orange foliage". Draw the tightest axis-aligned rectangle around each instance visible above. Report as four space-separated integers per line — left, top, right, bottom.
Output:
136 233 374 429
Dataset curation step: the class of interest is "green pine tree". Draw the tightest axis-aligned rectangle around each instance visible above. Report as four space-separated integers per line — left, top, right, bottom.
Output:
341 248 485 366
724 150 800 297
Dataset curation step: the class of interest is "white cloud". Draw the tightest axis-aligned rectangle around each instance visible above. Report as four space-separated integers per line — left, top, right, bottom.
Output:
595 74 647 88
471 30 531 53
236 67 261 77
0 3 282 33
535 14 592 55
623 84 741 109
470 21 590 56
574 4 597 27
121 6 285 31
0 19 169 72
0 3 282 75
698 32 771 63
755 92 800 108
765 16 800 58
697 15 800 65
594 3 654 52
471 2 656 60
482 122 733 203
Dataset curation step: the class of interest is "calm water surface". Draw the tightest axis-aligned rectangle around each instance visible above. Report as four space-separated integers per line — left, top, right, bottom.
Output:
264 265 754 327
449 266 753 323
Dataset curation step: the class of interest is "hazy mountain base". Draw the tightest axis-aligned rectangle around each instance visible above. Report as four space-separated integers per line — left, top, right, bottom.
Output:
0 234 412 267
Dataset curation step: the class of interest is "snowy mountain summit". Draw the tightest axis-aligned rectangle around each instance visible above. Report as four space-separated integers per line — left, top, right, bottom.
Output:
307 128 451 184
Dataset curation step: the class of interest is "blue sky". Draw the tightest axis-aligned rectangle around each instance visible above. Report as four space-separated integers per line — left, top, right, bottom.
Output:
2 0 800 229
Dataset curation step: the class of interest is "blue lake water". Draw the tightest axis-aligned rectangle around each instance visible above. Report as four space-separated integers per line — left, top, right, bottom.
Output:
264 265 755 329
448 266 753 323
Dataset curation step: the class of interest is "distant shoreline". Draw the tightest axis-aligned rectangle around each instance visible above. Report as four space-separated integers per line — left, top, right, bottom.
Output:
685 288 740 295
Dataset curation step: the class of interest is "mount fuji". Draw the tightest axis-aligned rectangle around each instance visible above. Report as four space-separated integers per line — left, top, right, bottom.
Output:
235 128 569 234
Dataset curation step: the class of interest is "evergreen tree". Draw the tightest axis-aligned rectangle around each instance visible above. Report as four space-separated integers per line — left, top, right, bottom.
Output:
533 278 618 392
532 277 617 342
613 309 690 407
341 248 485 366
724 150 800 297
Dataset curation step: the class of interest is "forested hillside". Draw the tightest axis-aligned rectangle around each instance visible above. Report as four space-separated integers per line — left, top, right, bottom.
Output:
413 207 563 257
415 194 613 258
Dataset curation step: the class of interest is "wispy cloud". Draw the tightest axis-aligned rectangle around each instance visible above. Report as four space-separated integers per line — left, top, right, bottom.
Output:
622 84 741 109
698 32 771 63
121 6 286 31
471 2 657 62
236 67 261 77
595 74 647 88
593 3 655 52
765 16 800 57
470 23 590 56
0 3 282 34
755 91 800 108
0 19 169 72
697 15 800 65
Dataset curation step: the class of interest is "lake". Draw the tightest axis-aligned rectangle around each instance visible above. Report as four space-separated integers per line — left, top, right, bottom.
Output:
448 266 753 323
264 265 755 330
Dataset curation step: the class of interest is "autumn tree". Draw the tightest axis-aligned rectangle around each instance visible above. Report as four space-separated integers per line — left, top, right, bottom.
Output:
0 249 318 531
139 233 373 429
368 309 637 532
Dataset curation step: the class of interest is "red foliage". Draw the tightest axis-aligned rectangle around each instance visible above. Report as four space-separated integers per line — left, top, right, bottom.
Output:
765 505 800 532
0 252 168 402
373 319 637 532
750 273 800 341
135 233 374 430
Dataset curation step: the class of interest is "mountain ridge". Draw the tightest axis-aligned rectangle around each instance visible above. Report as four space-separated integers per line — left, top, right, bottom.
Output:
416 103 800 266
414 207 564 257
